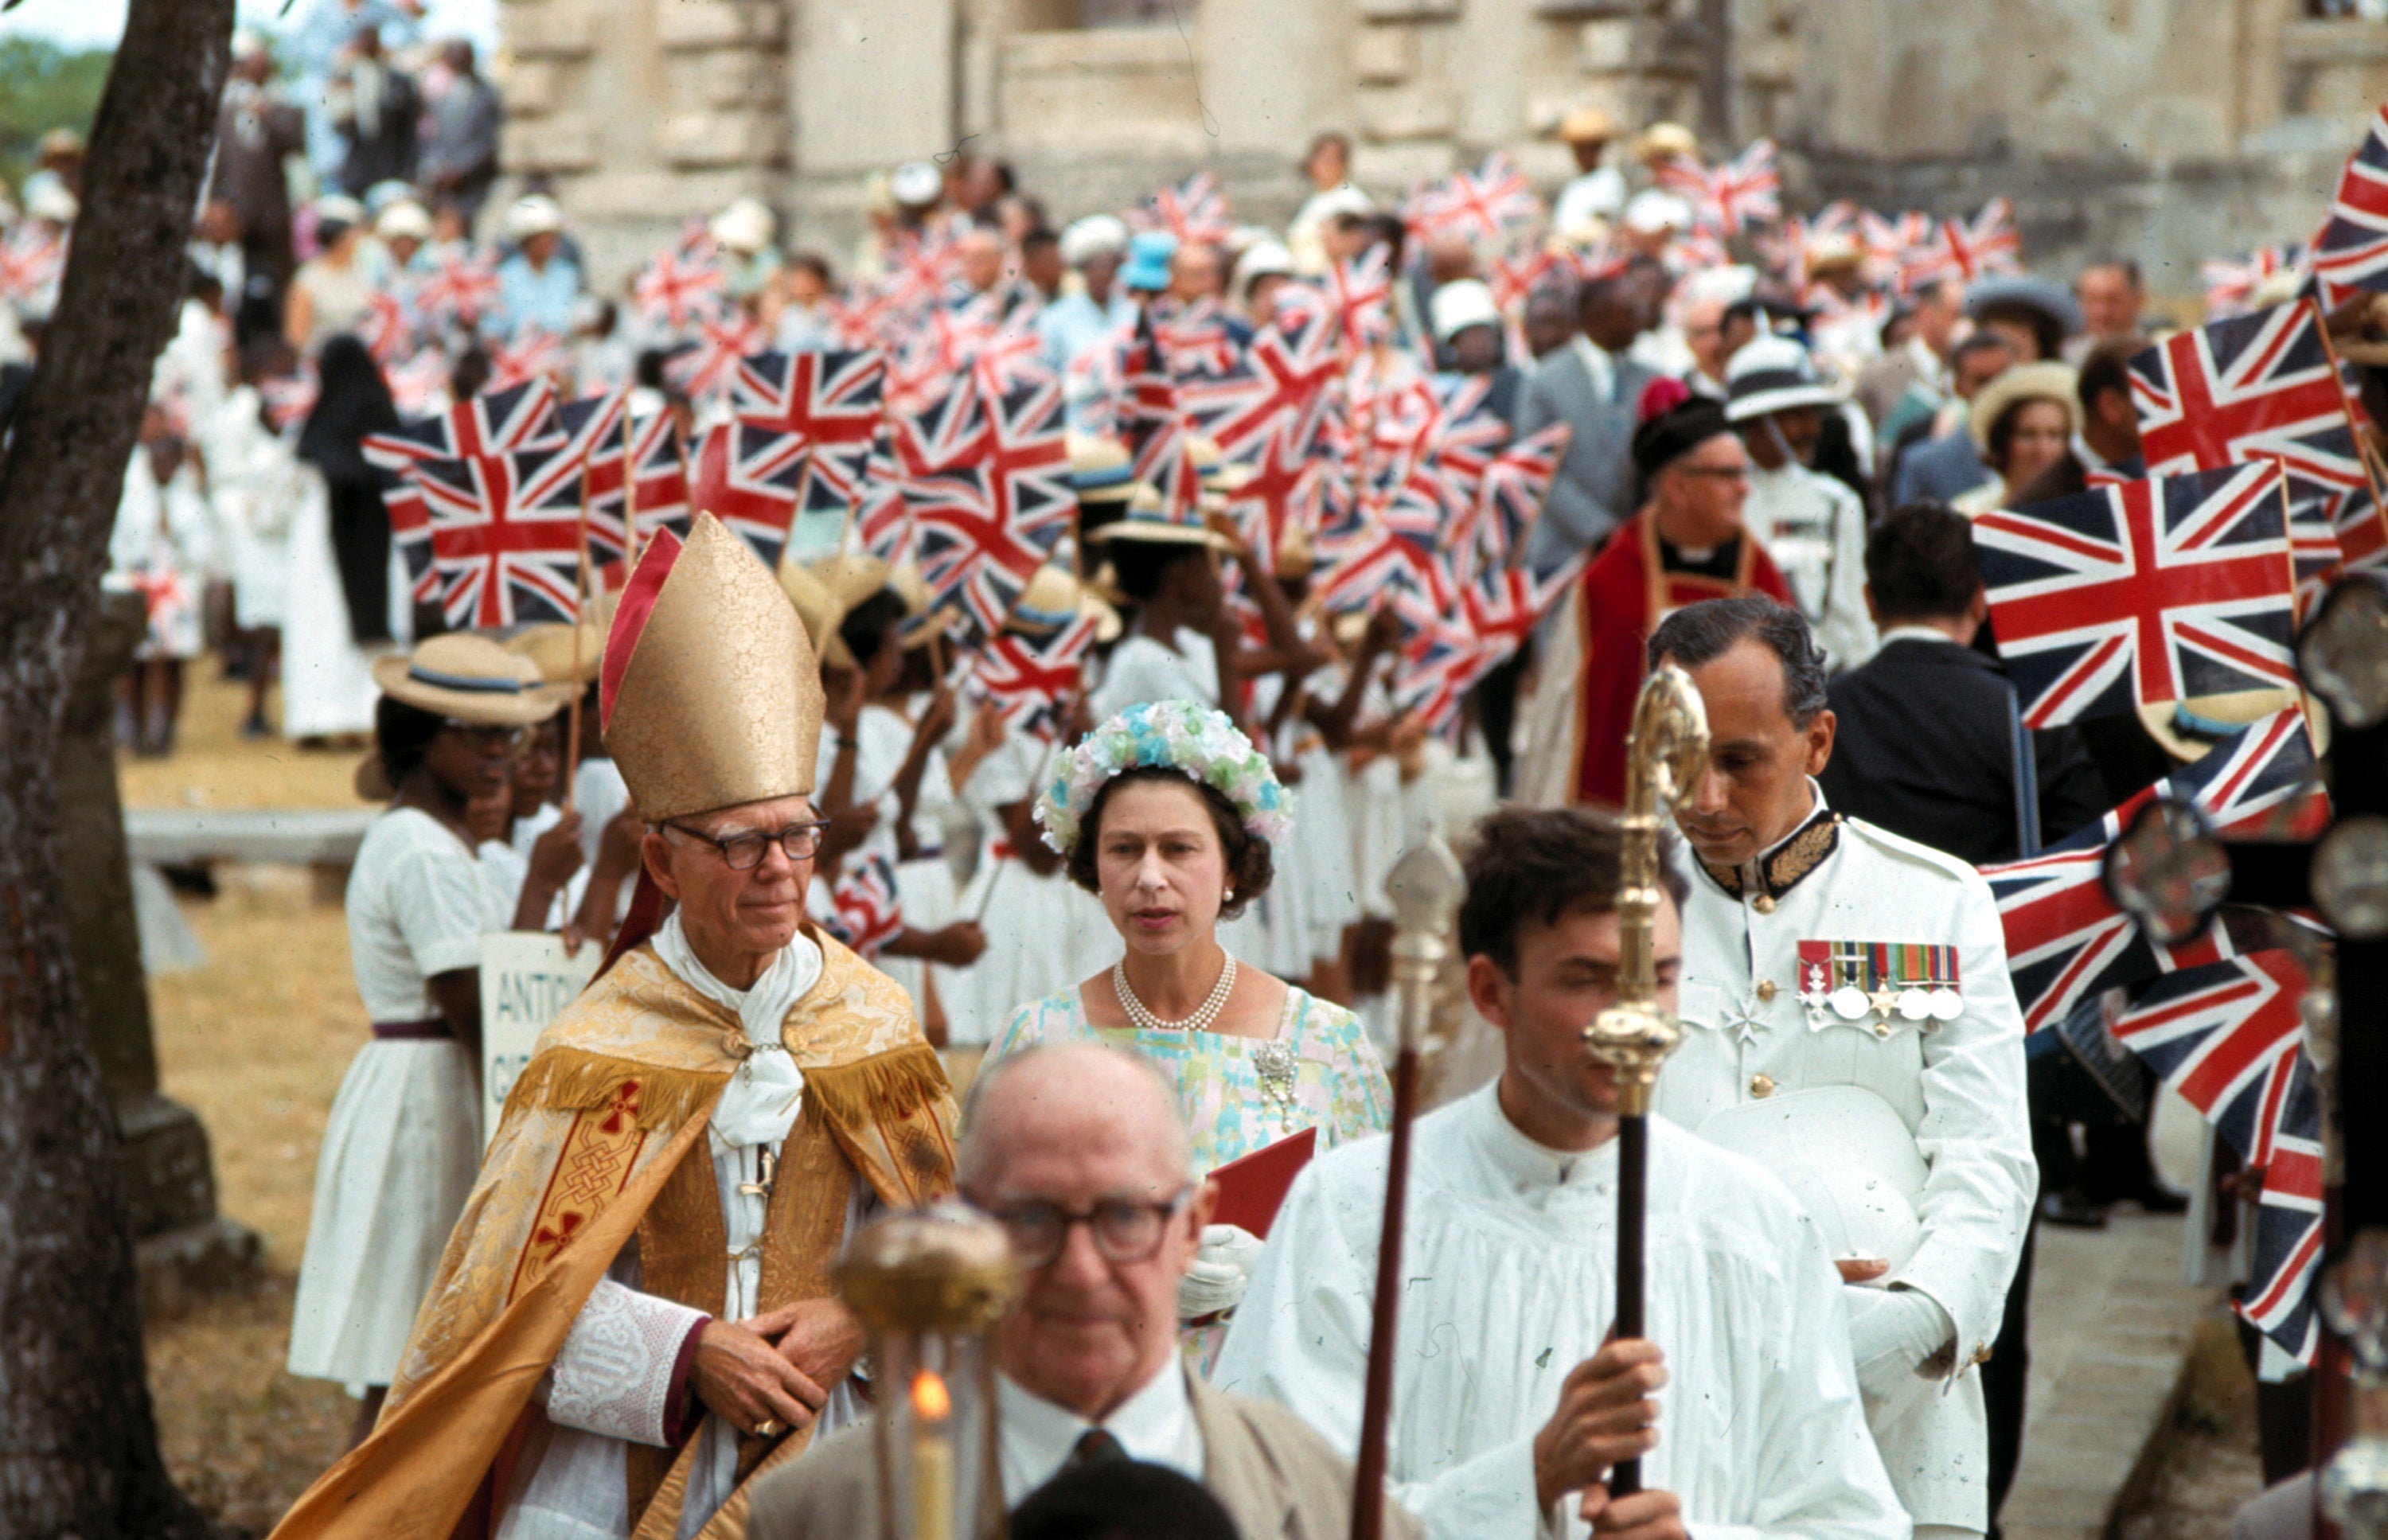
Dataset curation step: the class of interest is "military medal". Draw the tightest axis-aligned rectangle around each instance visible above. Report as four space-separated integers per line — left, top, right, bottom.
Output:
1797 940 1962 1035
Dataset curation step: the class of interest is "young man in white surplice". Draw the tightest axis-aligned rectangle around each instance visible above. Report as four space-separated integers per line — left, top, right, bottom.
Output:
1215 807 1905 1540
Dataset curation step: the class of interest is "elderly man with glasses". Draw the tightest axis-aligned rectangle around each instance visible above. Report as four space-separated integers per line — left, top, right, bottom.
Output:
747 1039 1418 1538
272 515 960 1540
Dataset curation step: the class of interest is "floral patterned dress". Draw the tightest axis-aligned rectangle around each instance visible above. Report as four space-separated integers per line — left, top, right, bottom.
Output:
989 983 1394 1176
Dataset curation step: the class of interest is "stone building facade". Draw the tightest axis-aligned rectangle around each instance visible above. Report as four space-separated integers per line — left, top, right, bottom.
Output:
496 0 2388 306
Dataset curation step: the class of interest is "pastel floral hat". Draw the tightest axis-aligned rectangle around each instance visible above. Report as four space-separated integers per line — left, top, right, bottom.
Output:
1035 698 1294 856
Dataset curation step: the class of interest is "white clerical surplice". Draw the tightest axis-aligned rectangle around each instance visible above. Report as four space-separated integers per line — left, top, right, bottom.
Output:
1214 1084 1907 1540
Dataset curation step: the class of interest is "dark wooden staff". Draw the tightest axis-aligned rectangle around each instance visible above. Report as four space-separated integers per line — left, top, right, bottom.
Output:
1582 662 1710 1496
1351 840 1466 1540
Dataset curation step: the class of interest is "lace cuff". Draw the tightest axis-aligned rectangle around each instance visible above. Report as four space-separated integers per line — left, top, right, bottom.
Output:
544 1278 711 1448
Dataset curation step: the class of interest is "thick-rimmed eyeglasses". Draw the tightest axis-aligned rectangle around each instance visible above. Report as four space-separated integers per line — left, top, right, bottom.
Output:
974 1186 1195 1269
662 818 832 871
441 719 532 751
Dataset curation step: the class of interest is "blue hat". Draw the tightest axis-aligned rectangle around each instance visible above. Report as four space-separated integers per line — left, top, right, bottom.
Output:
1122 230 1179 292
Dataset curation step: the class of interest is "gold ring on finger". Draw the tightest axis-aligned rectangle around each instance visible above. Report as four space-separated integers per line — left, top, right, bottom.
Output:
755 1419 782 1438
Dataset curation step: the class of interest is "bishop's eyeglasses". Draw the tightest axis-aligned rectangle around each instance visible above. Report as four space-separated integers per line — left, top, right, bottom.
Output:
663 819 833 870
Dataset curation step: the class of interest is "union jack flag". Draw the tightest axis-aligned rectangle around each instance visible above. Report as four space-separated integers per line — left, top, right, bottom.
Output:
971 609 1101 739
667 313 767 402
1908 198 2022 287
607 408 693 553
364 376 562 466
0 227 62 306
685 418 808 571
489 327 569 392
1214 415 1321 576
632 224 725 333
732 348 887 518
1660 138 1781 236
1150 296 1243 379
365 378 564 587
1973 462 2299 727
853 430 913 563
384 349 450 419
1389 588 1512 736
360 289 414 365
1118 310 1204 521
1136 172 1234 248
1325 249 1395 357
1408 153 1544 246
2309 105 2388 306
413 252 501 333
2129 300 2367 506
909 366 1072 641
2113 951 2322 1363
1457 422 1571 583
1980 706 2323 1032
409 440 617 628
2203 244 2306 320
1178 299 1342 462
825 852 903 959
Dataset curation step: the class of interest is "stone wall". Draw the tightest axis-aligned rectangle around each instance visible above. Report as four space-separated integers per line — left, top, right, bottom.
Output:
495 0 2388 306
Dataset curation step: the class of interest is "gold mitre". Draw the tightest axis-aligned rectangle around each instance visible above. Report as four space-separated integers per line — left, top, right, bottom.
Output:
601 513 825 821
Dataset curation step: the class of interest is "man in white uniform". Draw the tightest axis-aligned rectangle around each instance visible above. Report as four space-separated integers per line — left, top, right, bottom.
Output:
1646 595 2035 1540
1216 806 1905 1540
1722 336 1876 672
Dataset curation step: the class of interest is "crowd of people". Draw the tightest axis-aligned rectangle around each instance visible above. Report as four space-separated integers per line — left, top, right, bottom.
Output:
49 11 2367 1533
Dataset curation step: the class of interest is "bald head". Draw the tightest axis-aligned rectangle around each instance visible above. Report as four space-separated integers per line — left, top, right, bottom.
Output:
962 1041 1208 1419
961 1041 1189 1194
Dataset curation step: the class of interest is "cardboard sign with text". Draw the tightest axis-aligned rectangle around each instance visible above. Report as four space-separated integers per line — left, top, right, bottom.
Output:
478 930 599 1148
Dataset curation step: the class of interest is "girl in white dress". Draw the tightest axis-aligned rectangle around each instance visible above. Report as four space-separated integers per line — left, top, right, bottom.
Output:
287 634 572 1445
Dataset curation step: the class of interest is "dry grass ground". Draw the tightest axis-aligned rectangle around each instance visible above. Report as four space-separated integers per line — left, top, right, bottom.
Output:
118 665 368 812
137 679 367 1531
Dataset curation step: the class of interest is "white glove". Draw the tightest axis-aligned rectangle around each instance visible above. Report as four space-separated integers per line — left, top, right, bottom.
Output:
1844 1284 1954 1398
1176 1223 1265 1320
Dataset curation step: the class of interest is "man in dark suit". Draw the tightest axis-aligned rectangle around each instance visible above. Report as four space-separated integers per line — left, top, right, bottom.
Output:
1819 501 2126 1540
1819 502 2106 863
1516 268 1662 571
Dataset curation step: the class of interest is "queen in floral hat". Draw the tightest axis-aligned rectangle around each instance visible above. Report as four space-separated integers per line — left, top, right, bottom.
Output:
982 698 1392 1357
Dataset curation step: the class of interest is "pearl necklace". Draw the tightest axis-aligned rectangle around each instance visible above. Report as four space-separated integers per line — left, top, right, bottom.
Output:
1114 953 1239 1034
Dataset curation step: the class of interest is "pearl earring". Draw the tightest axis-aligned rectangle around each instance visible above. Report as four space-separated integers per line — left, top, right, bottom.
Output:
1224 888 1235 902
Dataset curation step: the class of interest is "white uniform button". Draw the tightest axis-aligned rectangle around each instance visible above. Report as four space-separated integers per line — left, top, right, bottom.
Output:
1750 1074 1775 1098
1752 895 1777 914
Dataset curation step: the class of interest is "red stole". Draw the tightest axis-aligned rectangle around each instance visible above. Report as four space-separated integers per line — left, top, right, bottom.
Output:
1570 514 1792 806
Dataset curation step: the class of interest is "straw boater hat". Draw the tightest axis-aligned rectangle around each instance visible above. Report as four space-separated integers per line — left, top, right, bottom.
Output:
361 633 574 799
502 592 616 688
373 632 572 725
777 555 856 669
1560 107 1619 146
1010 563 1122 642
1632 122 1699 165
1087 482 1234 550
600 513 825 822
1967 361 2081 453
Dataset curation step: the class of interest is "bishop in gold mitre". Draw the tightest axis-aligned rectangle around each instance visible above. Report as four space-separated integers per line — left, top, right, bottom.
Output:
272 514 959 1540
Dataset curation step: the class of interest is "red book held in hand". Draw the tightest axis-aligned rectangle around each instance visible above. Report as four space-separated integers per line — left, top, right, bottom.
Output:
1206 1127 1317 1238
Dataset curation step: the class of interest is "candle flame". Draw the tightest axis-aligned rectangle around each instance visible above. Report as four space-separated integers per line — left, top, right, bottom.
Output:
911 1368 952 1421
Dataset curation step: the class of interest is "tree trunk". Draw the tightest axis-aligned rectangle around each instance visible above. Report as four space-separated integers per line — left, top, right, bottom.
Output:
0 4 236 1536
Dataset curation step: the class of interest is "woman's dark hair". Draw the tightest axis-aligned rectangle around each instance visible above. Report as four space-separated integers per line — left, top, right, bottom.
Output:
296 335 399 482
1458 806 1686 977
837 587 910 668
1106 539 1204 602
1973 298 2064 364
375 694 447 789
1066 765 1273 922
1984 393 2066 472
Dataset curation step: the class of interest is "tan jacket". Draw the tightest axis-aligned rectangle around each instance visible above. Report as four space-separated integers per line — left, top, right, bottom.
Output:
746 1367 1423 1540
